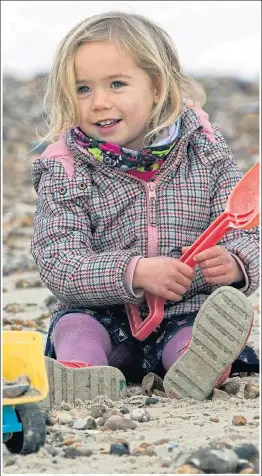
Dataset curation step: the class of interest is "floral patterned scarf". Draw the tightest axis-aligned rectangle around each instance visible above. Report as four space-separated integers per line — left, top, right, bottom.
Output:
70 119 181 172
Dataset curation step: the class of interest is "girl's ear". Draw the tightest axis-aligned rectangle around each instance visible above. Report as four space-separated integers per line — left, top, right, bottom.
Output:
152 78 161 104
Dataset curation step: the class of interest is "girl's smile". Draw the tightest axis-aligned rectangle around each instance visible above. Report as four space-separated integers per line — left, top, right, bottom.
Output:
75 41 159 149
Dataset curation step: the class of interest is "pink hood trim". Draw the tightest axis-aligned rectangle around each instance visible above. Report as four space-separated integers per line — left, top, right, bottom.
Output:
41 135 75 178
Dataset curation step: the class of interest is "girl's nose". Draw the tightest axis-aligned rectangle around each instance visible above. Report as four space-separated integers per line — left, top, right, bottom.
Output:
91 89 111 111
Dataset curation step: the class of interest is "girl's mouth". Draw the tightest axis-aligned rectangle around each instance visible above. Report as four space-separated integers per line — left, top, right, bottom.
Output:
94 119 122 134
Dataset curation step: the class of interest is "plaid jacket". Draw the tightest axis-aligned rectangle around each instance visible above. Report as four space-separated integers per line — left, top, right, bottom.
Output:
31 108 259 321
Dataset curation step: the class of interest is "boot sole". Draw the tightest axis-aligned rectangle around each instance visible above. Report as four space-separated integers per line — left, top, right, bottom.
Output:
40 357 127 410
163 286 253 400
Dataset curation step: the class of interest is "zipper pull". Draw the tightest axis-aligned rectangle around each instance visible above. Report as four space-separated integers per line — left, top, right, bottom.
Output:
147 182 157 227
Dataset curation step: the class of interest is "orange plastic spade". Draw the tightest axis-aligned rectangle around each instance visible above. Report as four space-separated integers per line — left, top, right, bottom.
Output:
125 162 260 341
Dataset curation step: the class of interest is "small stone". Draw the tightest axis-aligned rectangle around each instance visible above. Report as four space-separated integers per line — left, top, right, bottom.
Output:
59 402 72 411
236 460 255 473
92 395 114 407
57 412 73 425
43 412 55 426
62 437 81 447
110 441 130 456
154 438 170 445
89 404 107 419
130 408 151 422
80 447 93 457
145 397 159 405
212 388 230 401
244 383 259 399
126 385 143 396
102 409 123 424
63 447 83 459
161 456 172 467
73 417 96 430
208 440 232 449
233 443 259 463
104 415 137 431
186 447 239 473
133 442 156 456
174 464 203 474
167 441 179 452
3 375 31 398
209 416 219 422
219 378 241 395
142 372 165 396
119 407 130 415
232 415 247 426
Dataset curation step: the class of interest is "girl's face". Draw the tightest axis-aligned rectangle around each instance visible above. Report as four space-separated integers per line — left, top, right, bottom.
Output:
74 41 159 149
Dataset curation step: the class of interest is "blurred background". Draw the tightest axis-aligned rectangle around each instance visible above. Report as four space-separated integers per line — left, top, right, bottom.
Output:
2 0 260 279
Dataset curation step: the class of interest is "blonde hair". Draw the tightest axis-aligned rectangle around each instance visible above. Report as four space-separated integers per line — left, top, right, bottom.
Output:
40 11 206 144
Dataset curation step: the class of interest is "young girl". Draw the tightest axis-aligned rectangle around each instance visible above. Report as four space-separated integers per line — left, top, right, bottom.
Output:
31 12 259 407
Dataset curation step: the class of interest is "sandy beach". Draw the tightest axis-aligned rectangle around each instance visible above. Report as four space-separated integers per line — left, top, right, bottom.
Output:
2 265 260 474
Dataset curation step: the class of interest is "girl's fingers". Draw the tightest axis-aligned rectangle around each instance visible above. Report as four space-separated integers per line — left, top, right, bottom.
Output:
202 265 229 278
198 256 229 269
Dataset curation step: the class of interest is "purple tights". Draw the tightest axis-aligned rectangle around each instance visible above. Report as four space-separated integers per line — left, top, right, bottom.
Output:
53 313 192 370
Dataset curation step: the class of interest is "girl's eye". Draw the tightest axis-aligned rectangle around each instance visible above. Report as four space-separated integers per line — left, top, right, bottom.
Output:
111 81 126 89
76 85 91 95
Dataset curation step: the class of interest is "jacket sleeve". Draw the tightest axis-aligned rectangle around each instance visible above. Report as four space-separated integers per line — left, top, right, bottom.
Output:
31 162 143 308
206 126 259 297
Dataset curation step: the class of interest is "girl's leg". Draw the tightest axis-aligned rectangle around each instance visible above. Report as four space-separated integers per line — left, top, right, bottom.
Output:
53 313 112 365
44 312 126 410
163 286 254 400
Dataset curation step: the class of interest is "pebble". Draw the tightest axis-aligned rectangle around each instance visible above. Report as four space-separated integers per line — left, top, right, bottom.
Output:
63 446 92 458
73 417 97 430
15 278 42 288
209 416 219 423
127 395 147 406
133 442 156 456
126 385 143 396
63 447 83 459
232 415 247 426
219 378 241 395
3 375 31 398
186 447 239 474
59 402 72 411
173 464 203 474
89 404 107 419
102 409 123 424
104 415 137 431
119 407 130 415
141 372 165 396
243 383 259 399
145 397 159 405
130 408 151 422
43 412 55 426
236 459 255 473
57 412 73 425
92 395 114 408
62 437 82 447
110 440 130 456
167 441 180 452
233 443 259 463
212 388 230 401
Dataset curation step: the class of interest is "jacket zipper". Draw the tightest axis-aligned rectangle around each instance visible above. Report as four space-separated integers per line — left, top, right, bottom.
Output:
145 181 158 257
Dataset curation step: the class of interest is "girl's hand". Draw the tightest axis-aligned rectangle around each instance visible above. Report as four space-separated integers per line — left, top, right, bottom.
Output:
182 245 244 285
133 257 195 301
